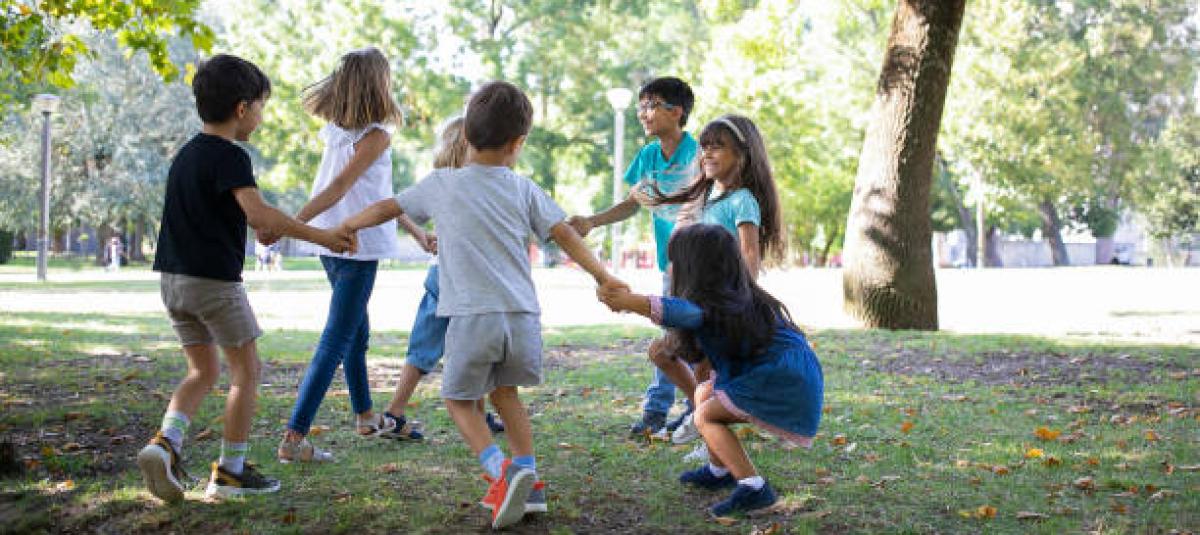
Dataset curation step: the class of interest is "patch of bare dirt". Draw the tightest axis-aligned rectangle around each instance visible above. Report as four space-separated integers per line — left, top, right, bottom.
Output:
863 349 1185 386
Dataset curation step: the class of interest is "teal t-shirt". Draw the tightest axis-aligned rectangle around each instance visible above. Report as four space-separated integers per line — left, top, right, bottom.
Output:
623 132 699 271
700 187 761 241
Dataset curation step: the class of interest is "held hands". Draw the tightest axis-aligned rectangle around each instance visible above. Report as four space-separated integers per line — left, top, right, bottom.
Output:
596 277 632 312
256 229 281 246
323 224 357 254
565 215 594 238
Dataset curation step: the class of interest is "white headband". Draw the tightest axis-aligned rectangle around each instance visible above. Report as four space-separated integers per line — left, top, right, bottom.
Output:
714 115 747 145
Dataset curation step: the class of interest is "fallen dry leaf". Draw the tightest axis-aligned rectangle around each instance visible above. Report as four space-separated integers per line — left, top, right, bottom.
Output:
1034 427 1061 441
992 465 1011 476
1016 511 1048 521
941 394 969 402
1143 429 1160 441
955 460 971 468
193 428 214 441
958 505 997 520
1086 457 1100 466
817 476 836 485
1110 503 1130 514
1073 477 1096 491
750 522 782 535
1043 456 1062 467
63 412 85 421
712 516 738 526
377 463 399 474
900 421 914 434
308 425 331 437
831 434 848 446
1025 448 1045 459
1176 464 1200 472
1067 405 1090 414
54 480 75 492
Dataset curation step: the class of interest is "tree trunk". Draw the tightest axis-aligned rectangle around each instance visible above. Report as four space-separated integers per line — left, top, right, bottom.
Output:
984 224 1003 267
842 0 965 330
129 219 147 262
1038 199 1070 266
820 224 841 269
937 161 977 265
95 227 114 266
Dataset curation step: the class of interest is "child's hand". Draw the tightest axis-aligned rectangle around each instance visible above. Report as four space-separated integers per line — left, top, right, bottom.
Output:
416 232 438 254
566 215 594 238
256 229 280 246
596 280 631 312
325 226 356 254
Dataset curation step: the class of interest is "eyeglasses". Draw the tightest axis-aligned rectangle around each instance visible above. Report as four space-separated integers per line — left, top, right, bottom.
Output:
636 100 677 113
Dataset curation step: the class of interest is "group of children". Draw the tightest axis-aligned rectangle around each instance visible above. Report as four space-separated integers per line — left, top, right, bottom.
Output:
136 48 823 528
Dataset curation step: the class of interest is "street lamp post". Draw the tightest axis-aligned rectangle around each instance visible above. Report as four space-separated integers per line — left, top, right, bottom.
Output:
605 87 633 272
32 94 60 282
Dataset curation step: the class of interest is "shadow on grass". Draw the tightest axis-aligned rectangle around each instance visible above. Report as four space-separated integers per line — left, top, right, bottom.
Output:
1 312 1197 533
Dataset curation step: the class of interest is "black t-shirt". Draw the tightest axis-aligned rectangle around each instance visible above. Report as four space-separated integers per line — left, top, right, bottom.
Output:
153 133 257 282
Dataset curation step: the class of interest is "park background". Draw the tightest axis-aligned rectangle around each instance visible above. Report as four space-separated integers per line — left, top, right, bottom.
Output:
1 1 1198 533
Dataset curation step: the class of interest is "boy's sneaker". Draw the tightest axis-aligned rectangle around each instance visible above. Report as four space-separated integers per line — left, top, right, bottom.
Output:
204 461 281 499
277 436 334 463
628 410 667 437
672 412 701 444
683 442 710 463
679 465 736 490
485 412 506 434
481 477 547 514
379 412 424 441
136 431 190 503
525 481 547 513
480 459 535 529
664 404 691 433
709 481 779 518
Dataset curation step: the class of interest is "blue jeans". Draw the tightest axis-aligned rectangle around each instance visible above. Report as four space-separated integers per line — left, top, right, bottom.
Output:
287 257 378 435
406 265 448 373
643 272 677 414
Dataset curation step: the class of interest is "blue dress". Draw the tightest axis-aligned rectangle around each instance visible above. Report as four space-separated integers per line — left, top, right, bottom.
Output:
651 296 823 446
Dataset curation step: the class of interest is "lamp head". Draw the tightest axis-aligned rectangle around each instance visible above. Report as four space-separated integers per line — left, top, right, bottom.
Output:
605 88 633 111
32 94 60 115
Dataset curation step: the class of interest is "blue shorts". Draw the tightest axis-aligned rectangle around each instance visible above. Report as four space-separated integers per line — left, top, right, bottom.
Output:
406 265 448 373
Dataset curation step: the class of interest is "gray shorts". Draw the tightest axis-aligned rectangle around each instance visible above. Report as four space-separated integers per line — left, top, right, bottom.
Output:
160 273 262 347
441 312 542 400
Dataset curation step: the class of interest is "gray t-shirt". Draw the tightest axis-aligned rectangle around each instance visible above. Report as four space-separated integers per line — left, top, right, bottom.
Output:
395 164 567 316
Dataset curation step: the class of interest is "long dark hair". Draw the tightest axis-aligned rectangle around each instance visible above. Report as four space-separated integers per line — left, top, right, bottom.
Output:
668 224 798 361
653 114 786 267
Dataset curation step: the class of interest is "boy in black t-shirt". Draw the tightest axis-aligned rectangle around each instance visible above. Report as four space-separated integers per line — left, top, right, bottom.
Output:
138 54 354 502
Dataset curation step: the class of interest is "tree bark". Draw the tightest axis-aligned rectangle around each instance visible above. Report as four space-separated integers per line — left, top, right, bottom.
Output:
937 160 977 265
842 0 965 330
984 224 1003 267
1038 199 1070 266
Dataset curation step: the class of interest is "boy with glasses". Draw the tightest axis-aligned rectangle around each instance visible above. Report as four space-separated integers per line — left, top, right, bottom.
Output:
567 77 698 438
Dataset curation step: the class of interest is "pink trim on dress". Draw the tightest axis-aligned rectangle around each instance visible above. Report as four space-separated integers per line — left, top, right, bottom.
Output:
710 381 814 448
649 295 664 325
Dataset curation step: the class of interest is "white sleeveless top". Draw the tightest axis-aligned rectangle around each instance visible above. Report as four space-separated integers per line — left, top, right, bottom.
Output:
301 123 403 260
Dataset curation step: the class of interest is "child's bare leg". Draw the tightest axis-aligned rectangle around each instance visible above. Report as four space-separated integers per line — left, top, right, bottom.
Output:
445 398 491 455
476 398 487 414
693 359 713 384
488 387 531 458
167 344 221 417
221 340 262 444
694 397 756 479
385 364 424 416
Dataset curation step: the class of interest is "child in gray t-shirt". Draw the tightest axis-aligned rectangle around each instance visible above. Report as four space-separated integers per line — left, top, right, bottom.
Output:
337 81 623 529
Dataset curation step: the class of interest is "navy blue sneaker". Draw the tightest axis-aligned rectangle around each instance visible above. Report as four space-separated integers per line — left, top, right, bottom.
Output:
380 412 424 441
709 481 778 517
679 465 736 490
628 410 667 437
485 412 505 434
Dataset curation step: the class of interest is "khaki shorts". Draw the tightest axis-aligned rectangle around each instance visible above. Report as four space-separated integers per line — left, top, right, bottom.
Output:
160 273 262 347
441 312 542 400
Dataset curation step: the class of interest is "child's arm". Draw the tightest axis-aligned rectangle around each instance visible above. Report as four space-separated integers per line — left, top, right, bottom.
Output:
599 287 705 331
738 223 761 278
232 187 354 253
549 221 625 290
566 196 640 237
296 129 390 223
396 214 436 254
339 198 404 234
598 287 652 317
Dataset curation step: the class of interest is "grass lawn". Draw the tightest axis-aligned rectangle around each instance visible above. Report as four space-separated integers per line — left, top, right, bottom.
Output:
0 309 1196 534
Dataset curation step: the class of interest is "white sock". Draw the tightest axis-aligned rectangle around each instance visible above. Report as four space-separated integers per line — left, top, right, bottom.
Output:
707 463 730 477
159 411 190 451
739 475 765 490
219 440 248 474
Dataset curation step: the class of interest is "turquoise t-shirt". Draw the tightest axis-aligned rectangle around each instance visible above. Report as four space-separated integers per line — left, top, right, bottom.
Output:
700 187 761 241
623 132 699 271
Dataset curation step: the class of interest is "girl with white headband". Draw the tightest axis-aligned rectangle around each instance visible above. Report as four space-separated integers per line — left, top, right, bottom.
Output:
641 113 788 459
